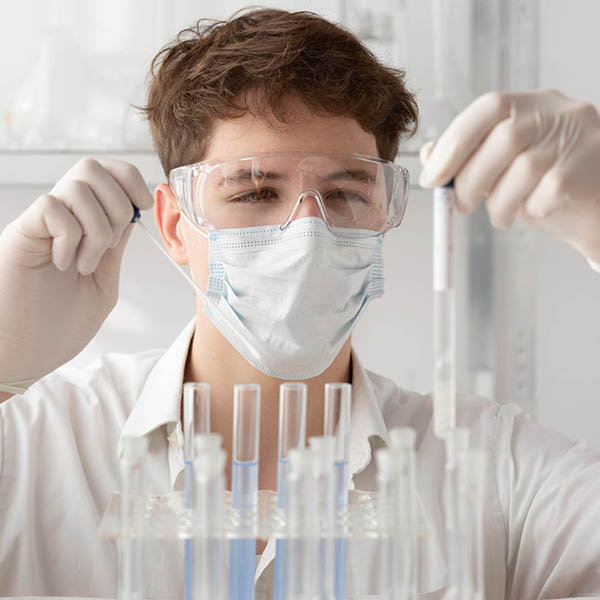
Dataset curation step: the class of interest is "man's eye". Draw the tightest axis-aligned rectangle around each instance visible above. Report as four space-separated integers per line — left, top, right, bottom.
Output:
326 189 370 204
228 189 279 204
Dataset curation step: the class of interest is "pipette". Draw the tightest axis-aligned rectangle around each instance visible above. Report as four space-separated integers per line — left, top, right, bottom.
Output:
230 383 261 600
183 383 211 600
433 181 456 439
130 209 209 306
193 433 227 600
119 436 147 600
324 382 351 600
274 382 307 600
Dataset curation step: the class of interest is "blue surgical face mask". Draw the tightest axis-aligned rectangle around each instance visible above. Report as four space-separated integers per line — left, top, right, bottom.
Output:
196 217 384 380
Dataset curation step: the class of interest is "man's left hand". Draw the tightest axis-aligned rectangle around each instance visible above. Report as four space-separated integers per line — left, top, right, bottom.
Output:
420 89 600 263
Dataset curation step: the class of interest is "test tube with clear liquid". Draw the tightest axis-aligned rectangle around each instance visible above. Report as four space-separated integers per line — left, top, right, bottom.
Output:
457 446 486 600
309 435 337 600
324 382 351 600
118 436 147 600
183 383 211 600
389 428 418 600
443 427 469 600
285 446 323 599
230 384 260 600
376 447 401 600
274 382 307 600
193 433 227 600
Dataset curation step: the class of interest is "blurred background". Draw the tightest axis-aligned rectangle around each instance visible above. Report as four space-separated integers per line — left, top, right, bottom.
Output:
0 0 599 446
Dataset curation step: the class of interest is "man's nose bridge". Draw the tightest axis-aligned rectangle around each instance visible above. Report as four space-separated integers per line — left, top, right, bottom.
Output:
296 191 324 218
281 189 331 230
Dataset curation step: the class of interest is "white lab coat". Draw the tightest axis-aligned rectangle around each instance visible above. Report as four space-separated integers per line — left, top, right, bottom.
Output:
1 320 600 599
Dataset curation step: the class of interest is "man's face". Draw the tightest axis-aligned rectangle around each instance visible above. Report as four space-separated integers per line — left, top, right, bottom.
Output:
178 97 380 288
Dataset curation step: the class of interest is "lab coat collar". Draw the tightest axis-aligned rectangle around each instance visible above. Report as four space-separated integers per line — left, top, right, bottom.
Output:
117 319 195 465
348 350 391 486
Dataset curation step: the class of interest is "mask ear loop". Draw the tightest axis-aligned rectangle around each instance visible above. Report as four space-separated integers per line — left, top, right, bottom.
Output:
280 189 333 231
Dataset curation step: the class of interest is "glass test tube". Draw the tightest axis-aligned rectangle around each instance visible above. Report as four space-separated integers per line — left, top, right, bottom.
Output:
389 428 418 600
433 183 456 439
309 435 336 600
286 447 322 599
376 447 398 600
230 384 260 600
118 436 147 600
444 427 469 600
193 433 227 600
457 447 486 600
183 383 211 600
274 383 307 600
324 382 351 600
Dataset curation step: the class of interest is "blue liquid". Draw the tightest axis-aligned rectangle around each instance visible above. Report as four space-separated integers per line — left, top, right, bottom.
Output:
230 460 258 600
273 459 289 600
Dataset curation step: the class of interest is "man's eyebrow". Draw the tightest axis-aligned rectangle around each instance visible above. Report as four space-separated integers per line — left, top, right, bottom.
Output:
215 169 285 187
324 169 378 184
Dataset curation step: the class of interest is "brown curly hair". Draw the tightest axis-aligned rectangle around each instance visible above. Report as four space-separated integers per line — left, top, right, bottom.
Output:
141 8 418 176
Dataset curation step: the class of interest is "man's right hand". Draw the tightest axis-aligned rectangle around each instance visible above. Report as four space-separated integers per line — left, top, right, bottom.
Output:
0 158 153 396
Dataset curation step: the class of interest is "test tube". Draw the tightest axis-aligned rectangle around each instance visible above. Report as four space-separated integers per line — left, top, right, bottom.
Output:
193 433 227 600
274 383 307 600
389 428 418 600
286 447 322 599
324 382 351 600
183 383 211 600
309 436 336 600
457 447 486 600
118 436 147 600
376 447 398 600
230 383 260 600
444 427 470 600
433 181 456 439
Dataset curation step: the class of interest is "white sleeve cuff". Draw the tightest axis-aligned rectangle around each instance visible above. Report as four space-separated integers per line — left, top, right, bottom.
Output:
587 258 600 273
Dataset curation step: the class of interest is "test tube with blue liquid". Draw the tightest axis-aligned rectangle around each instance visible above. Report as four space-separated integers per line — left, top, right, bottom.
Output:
230 383 260 600
274 383 307 600
183 382 211 600
324 382 351 600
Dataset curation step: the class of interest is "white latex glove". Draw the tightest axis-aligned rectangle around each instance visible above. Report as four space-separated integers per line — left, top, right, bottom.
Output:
419 89 600 264
0 158 153 394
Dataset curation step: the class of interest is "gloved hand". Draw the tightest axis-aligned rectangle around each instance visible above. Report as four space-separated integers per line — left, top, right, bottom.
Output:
0 158 153 394
419 89 600 264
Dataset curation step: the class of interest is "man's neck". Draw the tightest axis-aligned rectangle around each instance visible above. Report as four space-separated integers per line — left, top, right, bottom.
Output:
183 310 352 492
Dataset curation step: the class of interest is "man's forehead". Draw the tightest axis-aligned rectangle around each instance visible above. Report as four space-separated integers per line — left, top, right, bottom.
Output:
203 100 379 163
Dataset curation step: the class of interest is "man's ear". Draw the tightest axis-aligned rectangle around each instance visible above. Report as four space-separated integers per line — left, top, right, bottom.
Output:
154 183 189 265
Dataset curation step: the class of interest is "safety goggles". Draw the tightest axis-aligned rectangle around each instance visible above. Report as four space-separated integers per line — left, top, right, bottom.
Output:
169 150 410 237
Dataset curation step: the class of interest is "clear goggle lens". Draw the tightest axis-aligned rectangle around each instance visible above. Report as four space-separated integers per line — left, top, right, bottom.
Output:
171 151 409 236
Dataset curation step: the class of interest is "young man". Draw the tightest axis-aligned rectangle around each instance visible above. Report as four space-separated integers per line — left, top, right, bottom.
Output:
1 8 600 599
